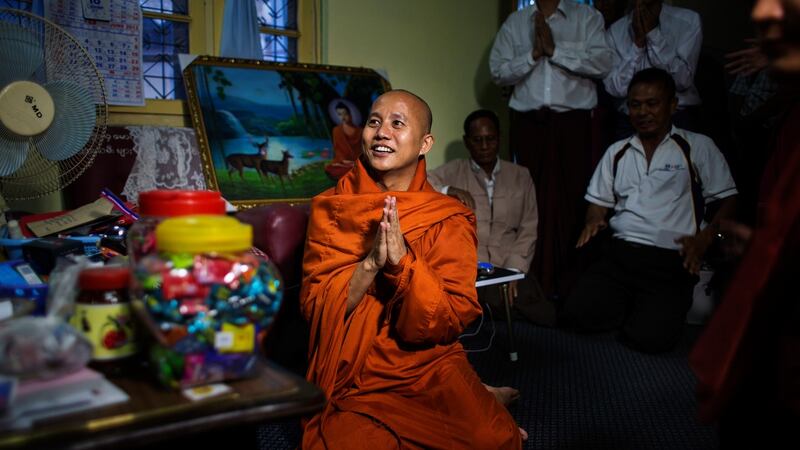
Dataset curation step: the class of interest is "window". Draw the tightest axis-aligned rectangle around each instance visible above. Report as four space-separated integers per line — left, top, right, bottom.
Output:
3 0 316 125
256 0 298 63
140 0 190 100
139 0 302 100
119 0 317 125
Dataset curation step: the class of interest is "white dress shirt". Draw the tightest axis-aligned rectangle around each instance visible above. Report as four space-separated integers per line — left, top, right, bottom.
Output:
585 127 737 250
489 0 613 112
603 4 702 109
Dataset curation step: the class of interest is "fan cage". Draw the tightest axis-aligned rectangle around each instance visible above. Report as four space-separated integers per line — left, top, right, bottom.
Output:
0 7 108 201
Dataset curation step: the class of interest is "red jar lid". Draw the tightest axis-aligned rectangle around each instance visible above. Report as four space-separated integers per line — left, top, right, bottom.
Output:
138 190 226 218
79 267 131 290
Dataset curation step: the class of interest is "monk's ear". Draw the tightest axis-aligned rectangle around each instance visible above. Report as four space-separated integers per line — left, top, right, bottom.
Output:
418 133 434 156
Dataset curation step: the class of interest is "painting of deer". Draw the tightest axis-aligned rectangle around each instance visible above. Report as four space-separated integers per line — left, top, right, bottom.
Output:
260 150 294 191
190 60 389 205
225 147 269 181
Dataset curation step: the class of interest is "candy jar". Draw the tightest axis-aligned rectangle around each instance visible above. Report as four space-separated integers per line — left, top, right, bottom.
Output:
132 215 282 388
127 190 226 265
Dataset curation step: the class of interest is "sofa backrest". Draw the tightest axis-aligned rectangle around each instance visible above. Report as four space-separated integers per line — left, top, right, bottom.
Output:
236 203 310 289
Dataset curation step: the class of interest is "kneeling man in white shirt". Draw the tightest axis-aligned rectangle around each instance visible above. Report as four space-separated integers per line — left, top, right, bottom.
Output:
560 68 737 353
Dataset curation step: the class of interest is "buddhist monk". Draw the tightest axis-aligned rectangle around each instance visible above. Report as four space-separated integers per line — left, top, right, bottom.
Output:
300 89 523 449
324 101 363 181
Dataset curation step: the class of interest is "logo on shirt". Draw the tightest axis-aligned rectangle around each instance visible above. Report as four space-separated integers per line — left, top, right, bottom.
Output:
658 163 685 172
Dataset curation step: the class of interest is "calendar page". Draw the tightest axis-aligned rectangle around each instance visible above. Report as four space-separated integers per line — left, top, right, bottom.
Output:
45 0 144 106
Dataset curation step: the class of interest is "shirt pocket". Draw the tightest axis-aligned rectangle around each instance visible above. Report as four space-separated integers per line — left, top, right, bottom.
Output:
647 165 691 197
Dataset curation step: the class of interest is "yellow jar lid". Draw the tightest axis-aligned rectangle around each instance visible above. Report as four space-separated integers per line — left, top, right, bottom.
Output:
155 215 252 254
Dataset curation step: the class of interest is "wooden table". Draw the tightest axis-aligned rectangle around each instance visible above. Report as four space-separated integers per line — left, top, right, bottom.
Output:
476 267 526 362
0 361 324 449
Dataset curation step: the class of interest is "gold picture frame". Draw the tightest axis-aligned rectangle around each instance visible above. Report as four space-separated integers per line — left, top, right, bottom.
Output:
183 56 390 209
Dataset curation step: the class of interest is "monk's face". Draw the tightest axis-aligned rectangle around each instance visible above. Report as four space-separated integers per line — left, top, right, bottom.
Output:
362 92 433 181
753 0 800 76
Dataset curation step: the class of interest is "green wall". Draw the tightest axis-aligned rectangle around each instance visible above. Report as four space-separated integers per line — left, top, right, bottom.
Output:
321 0 510 169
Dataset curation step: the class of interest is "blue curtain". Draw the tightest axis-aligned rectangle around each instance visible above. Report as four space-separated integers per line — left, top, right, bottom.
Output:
220 0 263 60
32 0 43 16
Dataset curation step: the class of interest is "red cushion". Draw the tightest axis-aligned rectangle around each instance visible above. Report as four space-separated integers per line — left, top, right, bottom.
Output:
236 203 309 288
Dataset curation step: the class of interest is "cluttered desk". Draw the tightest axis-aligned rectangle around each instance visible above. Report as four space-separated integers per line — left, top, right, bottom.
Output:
0 190 325 448
0 361 323 449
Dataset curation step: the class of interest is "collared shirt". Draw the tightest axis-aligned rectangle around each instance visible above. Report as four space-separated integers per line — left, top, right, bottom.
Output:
428 158 538 272
436 159 499 207
470 159 499 208
604 4 702 109
585 126 737 250
489 0 613 112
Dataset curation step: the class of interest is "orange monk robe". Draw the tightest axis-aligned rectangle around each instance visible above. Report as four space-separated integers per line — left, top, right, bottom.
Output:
331 124 362 162
324 125 363 181
301 157 521 449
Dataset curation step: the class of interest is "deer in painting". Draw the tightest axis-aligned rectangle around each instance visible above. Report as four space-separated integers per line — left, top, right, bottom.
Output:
225 147 270 181
260 150 294 190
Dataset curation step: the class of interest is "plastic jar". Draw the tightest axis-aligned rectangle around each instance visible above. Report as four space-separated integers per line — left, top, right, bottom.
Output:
132 215 283 388
71 266 137 374
127 190 226 265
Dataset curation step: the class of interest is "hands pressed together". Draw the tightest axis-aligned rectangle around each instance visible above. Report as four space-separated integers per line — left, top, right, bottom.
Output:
348 196 409 314
631 0 660 48
532 12 555 60
363 196 408 273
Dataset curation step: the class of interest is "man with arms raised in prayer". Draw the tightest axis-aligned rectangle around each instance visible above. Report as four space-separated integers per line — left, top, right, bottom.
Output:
300 90 524 449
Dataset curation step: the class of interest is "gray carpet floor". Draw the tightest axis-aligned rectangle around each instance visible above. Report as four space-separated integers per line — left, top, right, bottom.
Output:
462 319 717 449
256 320 717 449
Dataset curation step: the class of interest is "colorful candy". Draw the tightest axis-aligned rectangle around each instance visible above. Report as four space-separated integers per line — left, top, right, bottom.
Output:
132 215 283 388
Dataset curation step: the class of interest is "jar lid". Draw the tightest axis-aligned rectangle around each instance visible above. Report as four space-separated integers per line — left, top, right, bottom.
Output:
138 190 226 217
79 266 131 290
156 215 252 254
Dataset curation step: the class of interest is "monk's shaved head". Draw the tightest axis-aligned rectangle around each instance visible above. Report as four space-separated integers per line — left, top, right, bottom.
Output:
362 88 435 191
375 89 433 134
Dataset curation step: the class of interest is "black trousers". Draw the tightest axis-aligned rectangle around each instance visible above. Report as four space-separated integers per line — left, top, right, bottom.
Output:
510 108 593 300
560 239 698 353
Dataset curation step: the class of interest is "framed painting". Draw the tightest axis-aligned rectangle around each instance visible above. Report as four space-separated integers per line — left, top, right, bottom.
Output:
184 56 390 208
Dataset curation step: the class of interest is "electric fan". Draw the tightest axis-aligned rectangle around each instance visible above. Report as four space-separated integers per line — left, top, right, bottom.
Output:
0 7 107 201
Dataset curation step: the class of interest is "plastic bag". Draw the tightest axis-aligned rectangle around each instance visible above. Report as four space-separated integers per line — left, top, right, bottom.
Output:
0 316 92 379
0 256 95 379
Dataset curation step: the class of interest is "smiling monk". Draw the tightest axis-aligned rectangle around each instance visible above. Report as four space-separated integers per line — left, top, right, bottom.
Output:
300 90 522 449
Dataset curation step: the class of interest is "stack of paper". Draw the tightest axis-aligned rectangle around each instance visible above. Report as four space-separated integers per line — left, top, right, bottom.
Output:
0 367 129 430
